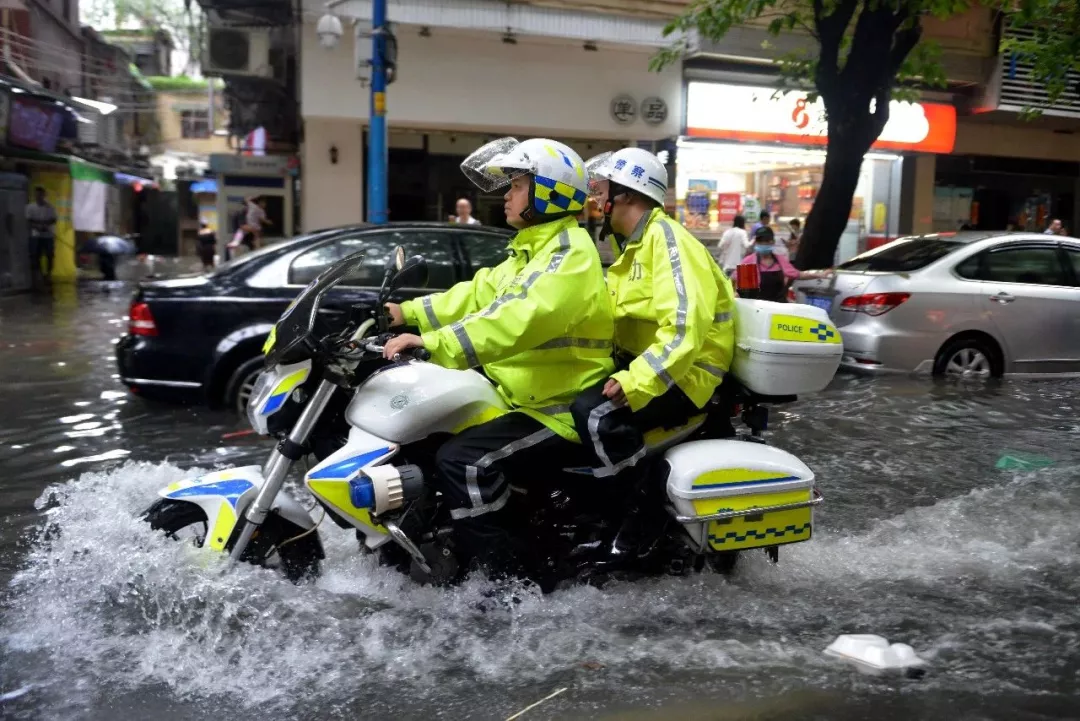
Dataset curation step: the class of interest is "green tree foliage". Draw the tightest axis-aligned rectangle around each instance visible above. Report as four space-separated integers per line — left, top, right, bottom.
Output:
1002 1 1080 117
83 0 204 76
655 0 1075 269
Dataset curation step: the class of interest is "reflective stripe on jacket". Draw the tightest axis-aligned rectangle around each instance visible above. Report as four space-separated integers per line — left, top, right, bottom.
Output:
400 215 615 442
606 208 736 412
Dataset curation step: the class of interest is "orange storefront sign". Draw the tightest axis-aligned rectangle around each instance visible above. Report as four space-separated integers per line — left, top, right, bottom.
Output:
685 82 956 154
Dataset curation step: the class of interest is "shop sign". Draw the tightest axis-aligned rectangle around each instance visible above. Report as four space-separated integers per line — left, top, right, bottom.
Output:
681 178 716 231
685 82 956 154
718 193 741 224
610 94 637 125
640 96 668 126
8 95 65 153
209 153 290 176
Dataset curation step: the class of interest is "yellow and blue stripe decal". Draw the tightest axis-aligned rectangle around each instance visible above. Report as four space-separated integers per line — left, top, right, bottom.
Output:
691 469 798 489
261 367 310 415
768 314 841 344
207 501 239 551
308 447 392 481
262 326 277 354
165 479 255 509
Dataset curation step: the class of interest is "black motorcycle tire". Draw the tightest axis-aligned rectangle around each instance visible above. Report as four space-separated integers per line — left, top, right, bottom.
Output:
144 498 322 583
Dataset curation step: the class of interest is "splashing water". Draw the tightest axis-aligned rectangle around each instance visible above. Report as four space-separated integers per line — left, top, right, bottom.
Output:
3 452 1078 720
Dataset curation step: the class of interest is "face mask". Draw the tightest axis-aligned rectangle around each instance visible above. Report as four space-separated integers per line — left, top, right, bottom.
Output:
755 244 773 255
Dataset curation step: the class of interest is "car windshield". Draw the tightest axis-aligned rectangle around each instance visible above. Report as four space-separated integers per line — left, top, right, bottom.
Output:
839 238 965 273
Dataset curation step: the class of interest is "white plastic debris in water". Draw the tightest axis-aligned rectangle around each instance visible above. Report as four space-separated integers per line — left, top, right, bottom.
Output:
0 684 35 702
824 634 927 675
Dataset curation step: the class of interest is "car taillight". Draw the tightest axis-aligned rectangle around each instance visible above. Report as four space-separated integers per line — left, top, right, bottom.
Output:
840 292 911 316
129 301 158 336
787 287 797 303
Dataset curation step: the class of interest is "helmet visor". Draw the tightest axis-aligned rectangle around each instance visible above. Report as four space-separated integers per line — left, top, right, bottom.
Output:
460 137 521 193
584 151 614 198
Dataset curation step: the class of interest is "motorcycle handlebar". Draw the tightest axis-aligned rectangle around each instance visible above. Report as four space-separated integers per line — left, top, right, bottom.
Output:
361 342 431 363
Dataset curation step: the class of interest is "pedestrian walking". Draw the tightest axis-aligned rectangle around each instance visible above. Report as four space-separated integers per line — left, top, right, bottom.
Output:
25 186 57 284
197 222 216 271
717 214 750 276
227 196 271 258
749 209 770 241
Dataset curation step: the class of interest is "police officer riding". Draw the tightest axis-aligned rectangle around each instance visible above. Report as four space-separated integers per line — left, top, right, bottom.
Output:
571 147 737 477
383 137 615 573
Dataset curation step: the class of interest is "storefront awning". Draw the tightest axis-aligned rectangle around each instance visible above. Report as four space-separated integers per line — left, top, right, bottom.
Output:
115 171 157 187
327 0 674 47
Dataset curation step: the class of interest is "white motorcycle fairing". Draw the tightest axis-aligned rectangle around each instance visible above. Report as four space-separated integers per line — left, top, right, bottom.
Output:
303 426 399 549
346 363 509 444
160 466 317 552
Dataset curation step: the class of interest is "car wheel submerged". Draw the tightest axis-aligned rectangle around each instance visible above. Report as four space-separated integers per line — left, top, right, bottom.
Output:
933 336 1003 379
225 356 265 414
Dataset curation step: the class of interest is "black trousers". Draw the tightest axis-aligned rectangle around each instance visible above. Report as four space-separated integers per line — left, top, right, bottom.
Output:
570 379 700 478
434 411 571 567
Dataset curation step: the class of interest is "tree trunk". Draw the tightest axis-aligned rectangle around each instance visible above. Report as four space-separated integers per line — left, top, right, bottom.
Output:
793 122 873 270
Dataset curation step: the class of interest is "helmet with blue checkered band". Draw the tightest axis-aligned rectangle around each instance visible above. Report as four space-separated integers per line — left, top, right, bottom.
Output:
460 137 589 222
587 147 668 207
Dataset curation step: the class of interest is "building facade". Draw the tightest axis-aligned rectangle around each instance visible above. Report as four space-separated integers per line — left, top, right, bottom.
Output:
300 0 680 231
0 1 159 288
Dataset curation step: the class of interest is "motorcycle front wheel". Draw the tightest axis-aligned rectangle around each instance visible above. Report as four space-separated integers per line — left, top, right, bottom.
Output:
144 499 323 583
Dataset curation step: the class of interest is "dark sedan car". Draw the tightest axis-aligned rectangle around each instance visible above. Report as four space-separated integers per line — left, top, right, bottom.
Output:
116 222 514 411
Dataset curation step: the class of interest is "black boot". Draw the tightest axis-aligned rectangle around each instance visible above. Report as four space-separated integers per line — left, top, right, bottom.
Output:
453 515 527 582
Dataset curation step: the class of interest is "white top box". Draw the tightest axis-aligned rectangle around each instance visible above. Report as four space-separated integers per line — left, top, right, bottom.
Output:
730 299 843 396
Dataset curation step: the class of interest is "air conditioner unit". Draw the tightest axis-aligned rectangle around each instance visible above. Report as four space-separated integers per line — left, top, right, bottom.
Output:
203 27 273 78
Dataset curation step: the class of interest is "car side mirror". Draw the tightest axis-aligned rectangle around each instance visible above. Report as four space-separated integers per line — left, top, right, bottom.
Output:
390 255 428 290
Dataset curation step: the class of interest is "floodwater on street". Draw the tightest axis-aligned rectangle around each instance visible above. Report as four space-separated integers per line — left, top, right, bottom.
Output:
1 280 1078 721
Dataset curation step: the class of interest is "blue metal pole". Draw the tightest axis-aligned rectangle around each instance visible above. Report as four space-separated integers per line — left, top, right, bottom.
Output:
367 0 388 224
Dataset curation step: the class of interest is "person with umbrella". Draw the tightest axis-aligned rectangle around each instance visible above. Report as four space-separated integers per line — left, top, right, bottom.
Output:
83 234 137 281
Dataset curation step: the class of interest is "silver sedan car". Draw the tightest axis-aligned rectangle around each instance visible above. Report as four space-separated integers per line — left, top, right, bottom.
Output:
792 232 1080 377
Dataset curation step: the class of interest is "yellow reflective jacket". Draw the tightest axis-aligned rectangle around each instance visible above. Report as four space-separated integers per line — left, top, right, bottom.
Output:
400 216 615 442
607 208 736 412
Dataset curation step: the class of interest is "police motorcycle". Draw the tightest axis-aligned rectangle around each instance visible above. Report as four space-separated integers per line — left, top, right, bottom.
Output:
143 245 842 591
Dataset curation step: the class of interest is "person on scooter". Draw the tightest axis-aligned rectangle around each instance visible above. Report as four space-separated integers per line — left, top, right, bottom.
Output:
571 147 736 478
382 138 615 574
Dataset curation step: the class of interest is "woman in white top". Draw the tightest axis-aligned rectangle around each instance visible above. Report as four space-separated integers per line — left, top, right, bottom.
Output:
717 214 750 275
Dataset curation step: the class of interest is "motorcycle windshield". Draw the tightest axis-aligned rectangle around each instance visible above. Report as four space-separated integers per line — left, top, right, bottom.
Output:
264 250 368 366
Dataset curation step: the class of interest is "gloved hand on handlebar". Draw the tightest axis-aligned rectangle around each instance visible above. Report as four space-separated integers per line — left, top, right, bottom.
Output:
383 333 426 361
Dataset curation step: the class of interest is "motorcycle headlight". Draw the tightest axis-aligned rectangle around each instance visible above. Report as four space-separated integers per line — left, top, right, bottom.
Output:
246 369 277 435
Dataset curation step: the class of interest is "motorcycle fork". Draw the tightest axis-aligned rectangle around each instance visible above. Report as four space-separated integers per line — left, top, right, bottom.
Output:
229 378 338 564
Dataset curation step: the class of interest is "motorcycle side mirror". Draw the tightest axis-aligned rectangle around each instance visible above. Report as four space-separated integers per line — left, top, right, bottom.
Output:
392 245 406 271
390 255 429 290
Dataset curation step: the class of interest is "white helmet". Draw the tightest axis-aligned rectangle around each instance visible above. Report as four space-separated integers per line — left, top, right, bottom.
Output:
587 147 669 207
461 137 589 221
